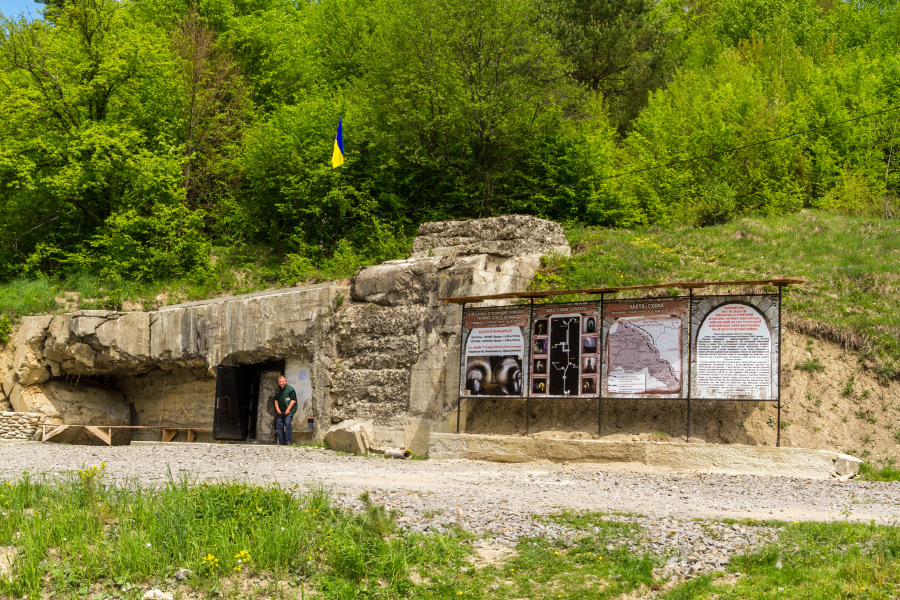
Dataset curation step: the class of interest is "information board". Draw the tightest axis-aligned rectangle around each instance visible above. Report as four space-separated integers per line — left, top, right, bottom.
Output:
530 302 600 398
602 299 688 398
460 306 529 397
693 301 777 399
458 293 779 402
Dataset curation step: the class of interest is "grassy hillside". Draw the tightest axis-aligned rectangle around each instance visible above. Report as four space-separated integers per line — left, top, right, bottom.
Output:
531 210 900 379
0 244 368 331
0 210 896 381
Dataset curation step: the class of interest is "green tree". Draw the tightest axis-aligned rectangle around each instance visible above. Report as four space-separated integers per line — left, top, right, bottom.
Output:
621 49 805 225
0 0 199 279
539 0 674 131
173 8 250 207
365 0 587 215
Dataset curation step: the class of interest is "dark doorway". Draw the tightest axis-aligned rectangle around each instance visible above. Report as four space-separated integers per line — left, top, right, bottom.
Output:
214 365 256 440
213 360 286 442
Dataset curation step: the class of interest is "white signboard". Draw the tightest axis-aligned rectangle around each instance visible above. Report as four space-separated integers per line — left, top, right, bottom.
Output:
465 327 525 357
695 303 773 399
284 359 313 417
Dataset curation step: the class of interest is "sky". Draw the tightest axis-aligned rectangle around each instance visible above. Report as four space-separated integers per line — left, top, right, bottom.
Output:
0 0 40 18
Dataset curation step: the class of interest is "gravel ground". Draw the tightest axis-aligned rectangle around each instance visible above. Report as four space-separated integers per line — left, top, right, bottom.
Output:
2 442 899 579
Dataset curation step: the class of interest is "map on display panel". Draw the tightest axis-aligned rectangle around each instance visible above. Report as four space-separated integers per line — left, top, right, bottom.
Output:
549 315 580 396
530 303 599 398
603 300 687 397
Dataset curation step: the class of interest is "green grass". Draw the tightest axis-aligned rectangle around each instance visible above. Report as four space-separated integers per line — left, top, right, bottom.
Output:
0 468 471 600
3 472 900 599
857 461 900 482
0 470 658 600
794 358 826 373
0 241 391 324
532 210 900 379
659 521 900 599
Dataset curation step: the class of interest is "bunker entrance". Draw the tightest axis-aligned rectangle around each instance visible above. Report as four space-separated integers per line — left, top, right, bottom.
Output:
213 360 285 442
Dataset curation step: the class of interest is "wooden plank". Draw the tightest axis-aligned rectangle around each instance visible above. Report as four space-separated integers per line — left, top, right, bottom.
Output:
438 279 805 304
97 426 214 431
42 424 70 442
41 424 212 444
84 426 112 446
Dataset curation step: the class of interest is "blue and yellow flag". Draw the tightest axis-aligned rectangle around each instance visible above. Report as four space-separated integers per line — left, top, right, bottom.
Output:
331 118 344 169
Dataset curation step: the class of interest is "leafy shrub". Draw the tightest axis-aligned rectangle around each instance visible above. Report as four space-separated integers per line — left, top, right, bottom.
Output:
324 239 365 278
67 202 212 283
278 253 317 286
693 181 738 227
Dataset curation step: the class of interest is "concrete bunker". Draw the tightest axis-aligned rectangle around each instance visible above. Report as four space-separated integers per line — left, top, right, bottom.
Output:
3 216 571 451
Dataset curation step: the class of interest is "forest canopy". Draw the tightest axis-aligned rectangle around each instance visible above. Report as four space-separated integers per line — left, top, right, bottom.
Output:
1 0 899 284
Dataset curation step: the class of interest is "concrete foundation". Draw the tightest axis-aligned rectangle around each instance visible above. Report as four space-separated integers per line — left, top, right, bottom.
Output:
427 433 861 479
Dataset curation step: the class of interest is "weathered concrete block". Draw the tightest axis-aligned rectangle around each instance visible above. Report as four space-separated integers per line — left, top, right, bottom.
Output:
329 369 410 424
412 215 570 259
9 381 129 425
350 257 445 306
14 316 52 385
427 433 862 479
324 419 375 454
151 282 344 368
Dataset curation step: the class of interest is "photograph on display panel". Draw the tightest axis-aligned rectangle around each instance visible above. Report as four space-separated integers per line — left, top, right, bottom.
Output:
602 299 688 398
460 306 529 397
530 302 600 398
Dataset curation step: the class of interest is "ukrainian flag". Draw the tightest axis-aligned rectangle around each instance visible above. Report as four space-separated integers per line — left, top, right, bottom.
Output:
331 118 344 169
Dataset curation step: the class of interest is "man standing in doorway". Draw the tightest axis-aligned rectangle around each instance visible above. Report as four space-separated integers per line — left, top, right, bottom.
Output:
274 375 297 445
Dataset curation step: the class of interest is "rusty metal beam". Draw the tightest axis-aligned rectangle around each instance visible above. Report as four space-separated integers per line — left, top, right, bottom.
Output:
438 279 804 304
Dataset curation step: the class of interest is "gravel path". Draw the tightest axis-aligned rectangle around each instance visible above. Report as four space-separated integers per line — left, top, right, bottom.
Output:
2 442 899 579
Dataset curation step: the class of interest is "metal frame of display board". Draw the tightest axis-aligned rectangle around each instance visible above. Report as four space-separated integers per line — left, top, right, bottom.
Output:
445 279 800 446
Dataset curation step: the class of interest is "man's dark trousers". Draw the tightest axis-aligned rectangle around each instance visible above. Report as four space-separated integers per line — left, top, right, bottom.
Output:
276 413 293 445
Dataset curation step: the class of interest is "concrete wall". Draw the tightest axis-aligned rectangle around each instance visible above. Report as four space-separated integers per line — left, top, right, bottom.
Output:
256 370 281 444
116 367 217 442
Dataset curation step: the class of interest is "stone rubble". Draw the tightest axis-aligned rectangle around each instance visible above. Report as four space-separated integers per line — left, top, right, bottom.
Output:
0 411 41 441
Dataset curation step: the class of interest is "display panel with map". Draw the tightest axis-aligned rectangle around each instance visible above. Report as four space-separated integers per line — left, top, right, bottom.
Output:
460 306 529 397
530 302 600 398
602 300 688 398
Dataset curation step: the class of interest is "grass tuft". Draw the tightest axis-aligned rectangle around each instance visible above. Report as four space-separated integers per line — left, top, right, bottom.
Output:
795 358 826 373
857 462 900 482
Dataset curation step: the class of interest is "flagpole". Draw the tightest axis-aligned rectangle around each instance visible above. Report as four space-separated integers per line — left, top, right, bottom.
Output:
319 117 343 273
